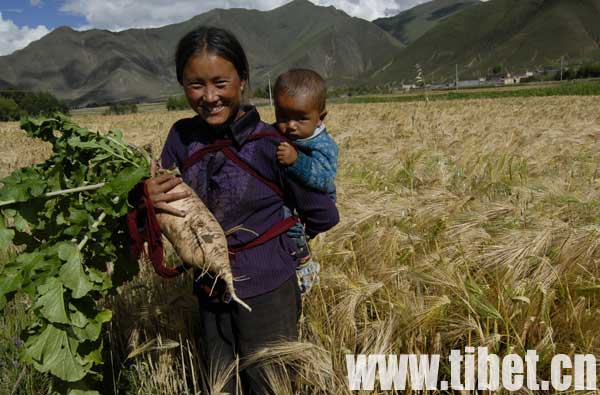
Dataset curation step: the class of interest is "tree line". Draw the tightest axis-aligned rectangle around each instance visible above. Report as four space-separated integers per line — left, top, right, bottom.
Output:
0 90 69 122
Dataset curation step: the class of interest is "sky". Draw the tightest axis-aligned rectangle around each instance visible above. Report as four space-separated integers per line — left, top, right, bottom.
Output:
0 0 433 56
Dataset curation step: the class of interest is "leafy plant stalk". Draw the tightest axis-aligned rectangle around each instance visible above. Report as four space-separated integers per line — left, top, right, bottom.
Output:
0 183 107 207
0 114 150 395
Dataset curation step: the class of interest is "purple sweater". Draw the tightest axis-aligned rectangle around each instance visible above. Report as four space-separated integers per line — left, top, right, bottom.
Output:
161 106 339 298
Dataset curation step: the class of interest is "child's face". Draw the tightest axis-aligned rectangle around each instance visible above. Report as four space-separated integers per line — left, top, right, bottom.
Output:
275 93 327 140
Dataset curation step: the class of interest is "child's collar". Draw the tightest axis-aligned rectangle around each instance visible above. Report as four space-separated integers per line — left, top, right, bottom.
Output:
295 123 326 143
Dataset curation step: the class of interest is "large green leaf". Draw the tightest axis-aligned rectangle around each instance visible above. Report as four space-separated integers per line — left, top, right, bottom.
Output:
0 228 15 251
69 390 100 395
16 250 45 265
0 266 22 309
69 304 89 329
16 252 55 298
99 165 148 196
68 209 91 226
59 244 94 299
73 310 112 342
13 213 30 232
17 250 50 275
95 309 112 324
20 116 58 142
87 268 112 291
81 347 103 365
21 253 62 297
25 324 90 382
34 278 69 324
0 168 47 202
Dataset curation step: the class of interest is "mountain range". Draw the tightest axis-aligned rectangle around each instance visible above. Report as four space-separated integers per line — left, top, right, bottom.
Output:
373 0 480 46
1 0 599 105
372 0 600 84
0 0 401 105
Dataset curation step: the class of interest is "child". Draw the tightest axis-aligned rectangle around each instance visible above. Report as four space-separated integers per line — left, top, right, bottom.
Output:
273 68 339 294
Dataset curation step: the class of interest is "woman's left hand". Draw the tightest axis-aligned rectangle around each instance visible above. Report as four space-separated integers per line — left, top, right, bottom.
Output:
144 161 190 217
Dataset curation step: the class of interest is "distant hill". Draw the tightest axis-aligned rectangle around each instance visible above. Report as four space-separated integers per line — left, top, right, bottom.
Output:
0 79 15 90
372 0 600 83
373 0 480 45
0 0 402 106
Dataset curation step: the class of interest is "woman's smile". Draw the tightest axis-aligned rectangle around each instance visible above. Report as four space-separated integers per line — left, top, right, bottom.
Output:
204 105 224 115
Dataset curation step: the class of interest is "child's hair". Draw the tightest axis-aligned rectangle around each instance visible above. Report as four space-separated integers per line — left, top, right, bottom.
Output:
274 69 326 112
175 26 249 85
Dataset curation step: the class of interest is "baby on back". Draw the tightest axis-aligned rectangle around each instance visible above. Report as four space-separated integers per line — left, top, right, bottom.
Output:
273 68 339 294
274 68 338 200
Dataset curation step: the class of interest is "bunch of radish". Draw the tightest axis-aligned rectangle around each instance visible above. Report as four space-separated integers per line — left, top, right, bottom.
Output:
0 114 241 394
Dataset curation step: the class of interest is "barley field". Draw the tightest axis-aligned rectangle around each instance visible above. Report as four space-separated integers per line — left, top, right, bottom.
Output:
2 96 600 394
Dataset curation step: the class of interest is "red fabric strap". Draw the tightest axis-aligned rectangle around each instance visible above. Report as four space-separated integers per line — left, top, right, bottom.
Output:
229 215 299 253
181 130 291 172
182 139 232 171
126 207 143 257
127 182 182 278
247 130 288 141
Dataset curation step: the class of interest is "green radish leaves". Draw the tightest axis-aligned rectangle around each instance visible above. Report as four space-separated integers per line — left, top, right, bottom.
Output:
0 114 150 393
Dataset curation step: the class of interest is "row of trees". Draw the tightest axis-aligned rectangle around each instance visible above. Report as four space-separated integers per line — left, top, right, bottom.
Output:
488 62 600 82
558 62 600 80
0 91 69 121
166 96 188 111
102 102 138 115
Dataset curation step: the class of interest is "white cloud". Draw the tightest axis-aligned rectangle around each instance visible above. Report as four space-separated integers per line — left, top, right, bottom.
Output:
30 0 42 6
61 0 283 31
0 12 50 56
59 0 428 31
314 0 427 21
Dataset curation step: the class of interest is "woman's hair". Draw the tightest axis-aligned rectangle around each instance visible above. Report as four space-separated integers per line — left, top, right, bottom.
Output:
274 69 327 112
175 26 249 85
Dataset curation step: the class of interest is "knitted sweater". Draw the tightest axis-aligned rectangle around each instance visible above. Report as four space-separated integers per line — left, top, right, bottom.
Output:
287 124 338 197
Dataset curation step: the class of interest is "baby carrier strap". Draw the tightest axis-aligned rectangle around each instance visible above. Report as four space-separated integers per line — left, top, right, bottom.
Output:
181 139 232 171
181 130 289 197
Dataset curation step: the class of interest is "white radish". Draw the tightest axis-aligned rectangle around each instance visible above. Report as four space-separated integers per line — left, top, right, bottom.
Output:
156 181 251 312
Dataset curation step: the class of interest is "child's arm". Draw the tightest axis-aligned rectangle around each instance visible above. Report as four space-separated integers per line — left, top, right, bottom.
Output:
283 132 338 193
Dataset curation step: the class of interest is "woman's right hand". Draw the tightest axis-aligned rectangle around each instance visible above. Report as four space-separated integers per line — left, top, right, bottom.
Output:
144 161 191 217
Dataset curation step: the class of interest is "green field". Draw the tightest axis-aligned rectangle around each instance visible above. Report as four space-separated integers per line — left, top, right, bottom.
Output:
339 80 600 104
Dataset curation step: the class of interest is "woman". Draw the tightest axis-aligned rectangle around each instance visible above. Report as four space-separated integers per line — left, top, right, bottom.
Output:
144 26 339 393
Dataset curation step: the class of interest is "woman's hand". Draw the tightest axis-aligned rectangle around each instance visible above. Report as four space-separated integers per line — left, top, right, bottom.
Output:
144 161 191 217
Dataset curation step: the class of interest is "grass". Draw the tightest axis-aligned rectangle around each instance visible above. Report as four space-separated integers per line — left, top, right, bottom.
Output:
0 298 52 395
338 80 600 104
2 95 600 393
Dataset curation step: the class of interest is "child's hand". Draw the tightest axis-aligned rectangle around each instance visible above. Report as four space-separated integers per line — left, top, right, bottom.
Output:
277 142 298 166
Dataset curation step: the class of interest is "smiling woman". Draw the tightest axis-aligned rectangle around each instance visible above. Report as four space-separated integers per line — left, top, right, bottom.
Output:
141 26 339 394
177 31 247 126
181 53 245 125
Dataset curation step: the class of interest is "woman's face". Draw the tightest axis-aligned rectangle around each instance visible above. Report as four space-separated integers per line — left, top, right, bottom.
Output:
182 51 245 126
